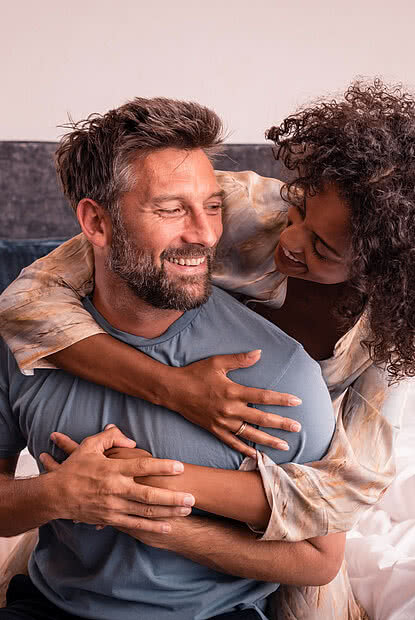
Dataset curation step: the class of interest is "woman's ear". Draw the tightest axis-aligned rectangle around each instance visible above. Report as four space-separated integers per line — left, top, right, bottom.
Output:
76 199 112 248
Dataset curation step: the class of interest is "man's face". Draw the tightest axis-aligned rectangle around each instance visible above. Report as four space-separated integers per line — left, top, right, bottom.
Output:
107 148 224 311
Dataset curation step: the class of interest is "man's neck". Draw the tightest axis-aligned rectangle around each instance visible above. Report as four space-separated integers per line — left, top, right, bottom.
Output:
92 275 184 339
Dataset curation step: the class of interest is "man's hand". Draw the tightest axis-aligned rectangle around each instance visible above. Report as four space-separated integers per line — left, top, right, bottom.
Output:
39 425 195 533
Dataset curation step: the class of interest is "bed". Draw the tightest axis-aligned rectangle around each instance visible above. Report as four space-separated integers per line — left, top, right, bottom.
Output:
1 141 414 618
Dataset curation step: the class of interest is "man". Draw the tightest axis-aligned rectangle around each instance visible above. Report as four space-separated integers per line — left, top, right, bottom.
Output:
0 98 341 620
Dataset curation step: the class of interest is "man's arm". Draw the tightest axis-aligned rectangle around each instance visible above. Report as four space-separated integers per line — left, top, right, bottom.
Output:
0 427 194 538
119 516 346 587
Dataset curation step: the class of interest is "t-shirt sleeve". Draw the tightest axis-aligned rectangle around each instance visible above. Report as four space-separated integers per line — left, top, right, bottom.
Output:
0 342 27 457
0 234 105 373
253 348 335 466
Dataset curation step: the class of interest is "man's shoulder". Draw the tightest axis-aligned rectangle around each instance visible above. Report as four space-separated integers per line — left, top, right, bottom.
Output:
197 287 320 387
206 286 304 348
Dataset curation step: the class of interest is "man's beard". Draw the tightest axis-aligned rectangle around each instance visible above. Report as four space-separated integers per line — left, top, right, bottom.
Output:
106 216 215 311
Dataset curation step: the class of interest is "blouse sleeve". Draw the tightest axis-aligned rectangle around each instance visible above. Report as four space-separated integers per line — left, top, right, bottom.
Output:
0 234 104 372
242 363 409 541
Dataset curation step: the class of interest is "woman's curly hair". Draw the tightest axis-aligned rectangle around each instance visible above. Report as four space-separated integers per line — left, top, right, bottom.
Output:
267 79 415 382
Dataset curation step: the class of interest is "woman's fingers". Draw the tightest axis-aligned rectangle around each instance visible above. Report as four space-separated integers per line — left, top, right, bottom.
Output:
212 430 257 459
232 425 290 451
233 385 302 408
238 407 301 432
209 350 263 372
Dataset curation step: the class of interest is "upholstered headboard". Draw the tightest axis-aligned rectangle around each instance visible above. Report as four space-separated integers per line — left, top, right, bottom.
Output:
0 141 291 292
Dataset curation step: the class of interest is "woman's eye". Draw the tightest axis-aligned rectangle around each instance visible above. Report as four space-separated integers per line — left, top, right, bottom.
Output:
312 243 328 261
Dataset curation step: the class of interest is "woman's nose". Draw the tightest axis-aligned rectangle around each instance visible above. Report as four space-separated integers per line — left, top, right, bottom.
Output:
281 225 305 256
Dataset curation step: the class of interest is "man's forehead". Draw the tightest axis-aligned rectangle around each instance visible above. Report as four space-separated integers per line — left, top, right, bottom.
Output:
129 147 220 197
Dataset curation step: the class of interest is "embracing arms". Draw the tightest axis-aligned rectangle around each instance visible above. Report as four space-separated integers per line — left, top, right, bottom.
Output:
122 515 346 587
38 433 345 587
0 234 406 541
0 427 193 538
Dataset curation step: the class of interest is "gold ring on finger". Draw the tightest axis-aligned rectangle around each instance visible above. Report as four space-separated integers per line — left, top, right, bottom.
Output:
235 421 248 437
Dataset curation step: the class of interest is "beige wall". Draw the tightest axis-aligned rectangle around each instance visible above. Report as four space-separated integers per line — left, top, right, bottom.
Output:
1 0 415 142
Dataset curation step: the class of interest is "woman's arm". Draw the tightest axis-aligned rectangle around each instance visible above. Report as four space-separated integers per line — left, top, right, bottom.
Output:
119 515 346 587
105 446 271 530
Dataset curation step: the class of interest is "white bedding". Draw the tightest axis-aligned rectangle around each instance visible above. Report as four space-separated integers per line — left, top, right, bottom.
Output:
346 381 415 619
1 384 415 618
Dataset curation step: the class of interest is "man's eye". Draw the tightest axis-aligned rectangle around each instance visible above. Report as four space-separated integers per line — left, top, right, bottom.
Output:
158 208 182 216
207 203 223 212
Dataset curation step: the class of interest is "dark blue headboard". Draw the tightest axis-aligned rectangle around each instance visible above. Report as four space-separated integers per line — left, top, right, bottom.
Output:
0 238 66 293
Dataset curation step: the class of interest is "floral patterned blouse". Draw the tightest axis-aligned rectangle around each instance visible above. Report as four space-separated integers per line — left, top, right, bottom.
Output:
0 171 409 619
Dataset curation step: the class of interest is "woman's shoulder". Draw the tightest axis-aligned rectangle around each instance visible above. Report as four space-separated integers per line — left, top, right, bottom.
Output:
215 170 285 206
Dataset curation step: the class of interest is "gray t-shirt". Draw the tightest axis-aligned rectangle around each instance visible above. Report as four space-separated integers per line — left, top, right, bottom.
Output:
0 286 335 620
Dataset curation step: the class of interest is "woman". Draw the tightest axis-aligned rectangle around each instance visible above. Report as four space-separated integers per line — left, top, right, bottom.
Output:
1 79 414 618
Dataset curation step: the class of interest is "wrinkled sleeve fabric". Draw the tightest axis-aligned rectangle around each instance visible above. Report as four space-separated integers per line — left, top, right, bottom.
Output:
241 362 408 541
0 234 103 372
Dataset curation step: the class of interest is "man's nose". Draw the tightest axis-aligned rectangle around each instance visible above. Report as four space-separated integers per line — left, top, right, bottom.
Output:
181 210 221 248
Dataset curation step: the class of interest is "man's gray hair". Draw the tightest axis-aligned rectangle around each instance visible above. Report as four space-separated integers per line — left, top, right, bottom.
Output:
55 97 225 215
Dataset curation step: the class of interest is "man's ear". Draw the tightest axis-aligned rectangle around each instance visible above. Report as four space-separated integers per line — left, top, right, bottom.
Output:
76 199 112 248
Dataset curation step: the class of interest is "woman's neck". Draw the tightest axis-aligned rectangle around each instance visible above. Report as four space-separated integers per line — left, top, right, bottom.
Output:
253 278 351 361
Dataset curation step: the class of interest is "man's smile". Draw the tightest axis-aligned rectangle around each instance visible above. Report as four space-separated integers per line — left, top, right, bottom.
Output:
165 256 206 266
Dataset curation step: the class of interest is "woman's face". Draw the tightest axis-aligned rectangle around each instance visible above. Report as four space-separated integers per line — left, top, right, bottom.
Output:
274 184 351 284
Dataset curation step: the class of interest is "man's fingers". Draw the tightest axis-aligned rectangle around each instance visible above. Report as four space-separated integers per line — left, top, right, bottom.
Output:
120 456 184 478
79 426 137 454
119 499 192 519
117 518 172 534
50 432 79 455
39 452 60 472
124 481 195 508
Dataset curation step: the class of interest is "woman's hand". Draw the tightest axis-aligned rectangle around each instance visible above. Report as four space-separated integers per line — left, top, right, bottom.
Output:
164 350 302 459
49 337 302 460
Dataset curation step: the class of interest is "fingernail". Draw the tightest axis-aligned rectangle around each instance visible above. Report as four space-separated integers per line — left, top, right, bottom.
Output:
39 453 45 462
288 397 302 406
290 423 301 432
280 442 289 451
50 432 57 441
105 424 116 430
162 524 171 533
249 451 257 460
179 507 192 515
183 495 195 507
173 462 184 473
247 349 261 359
